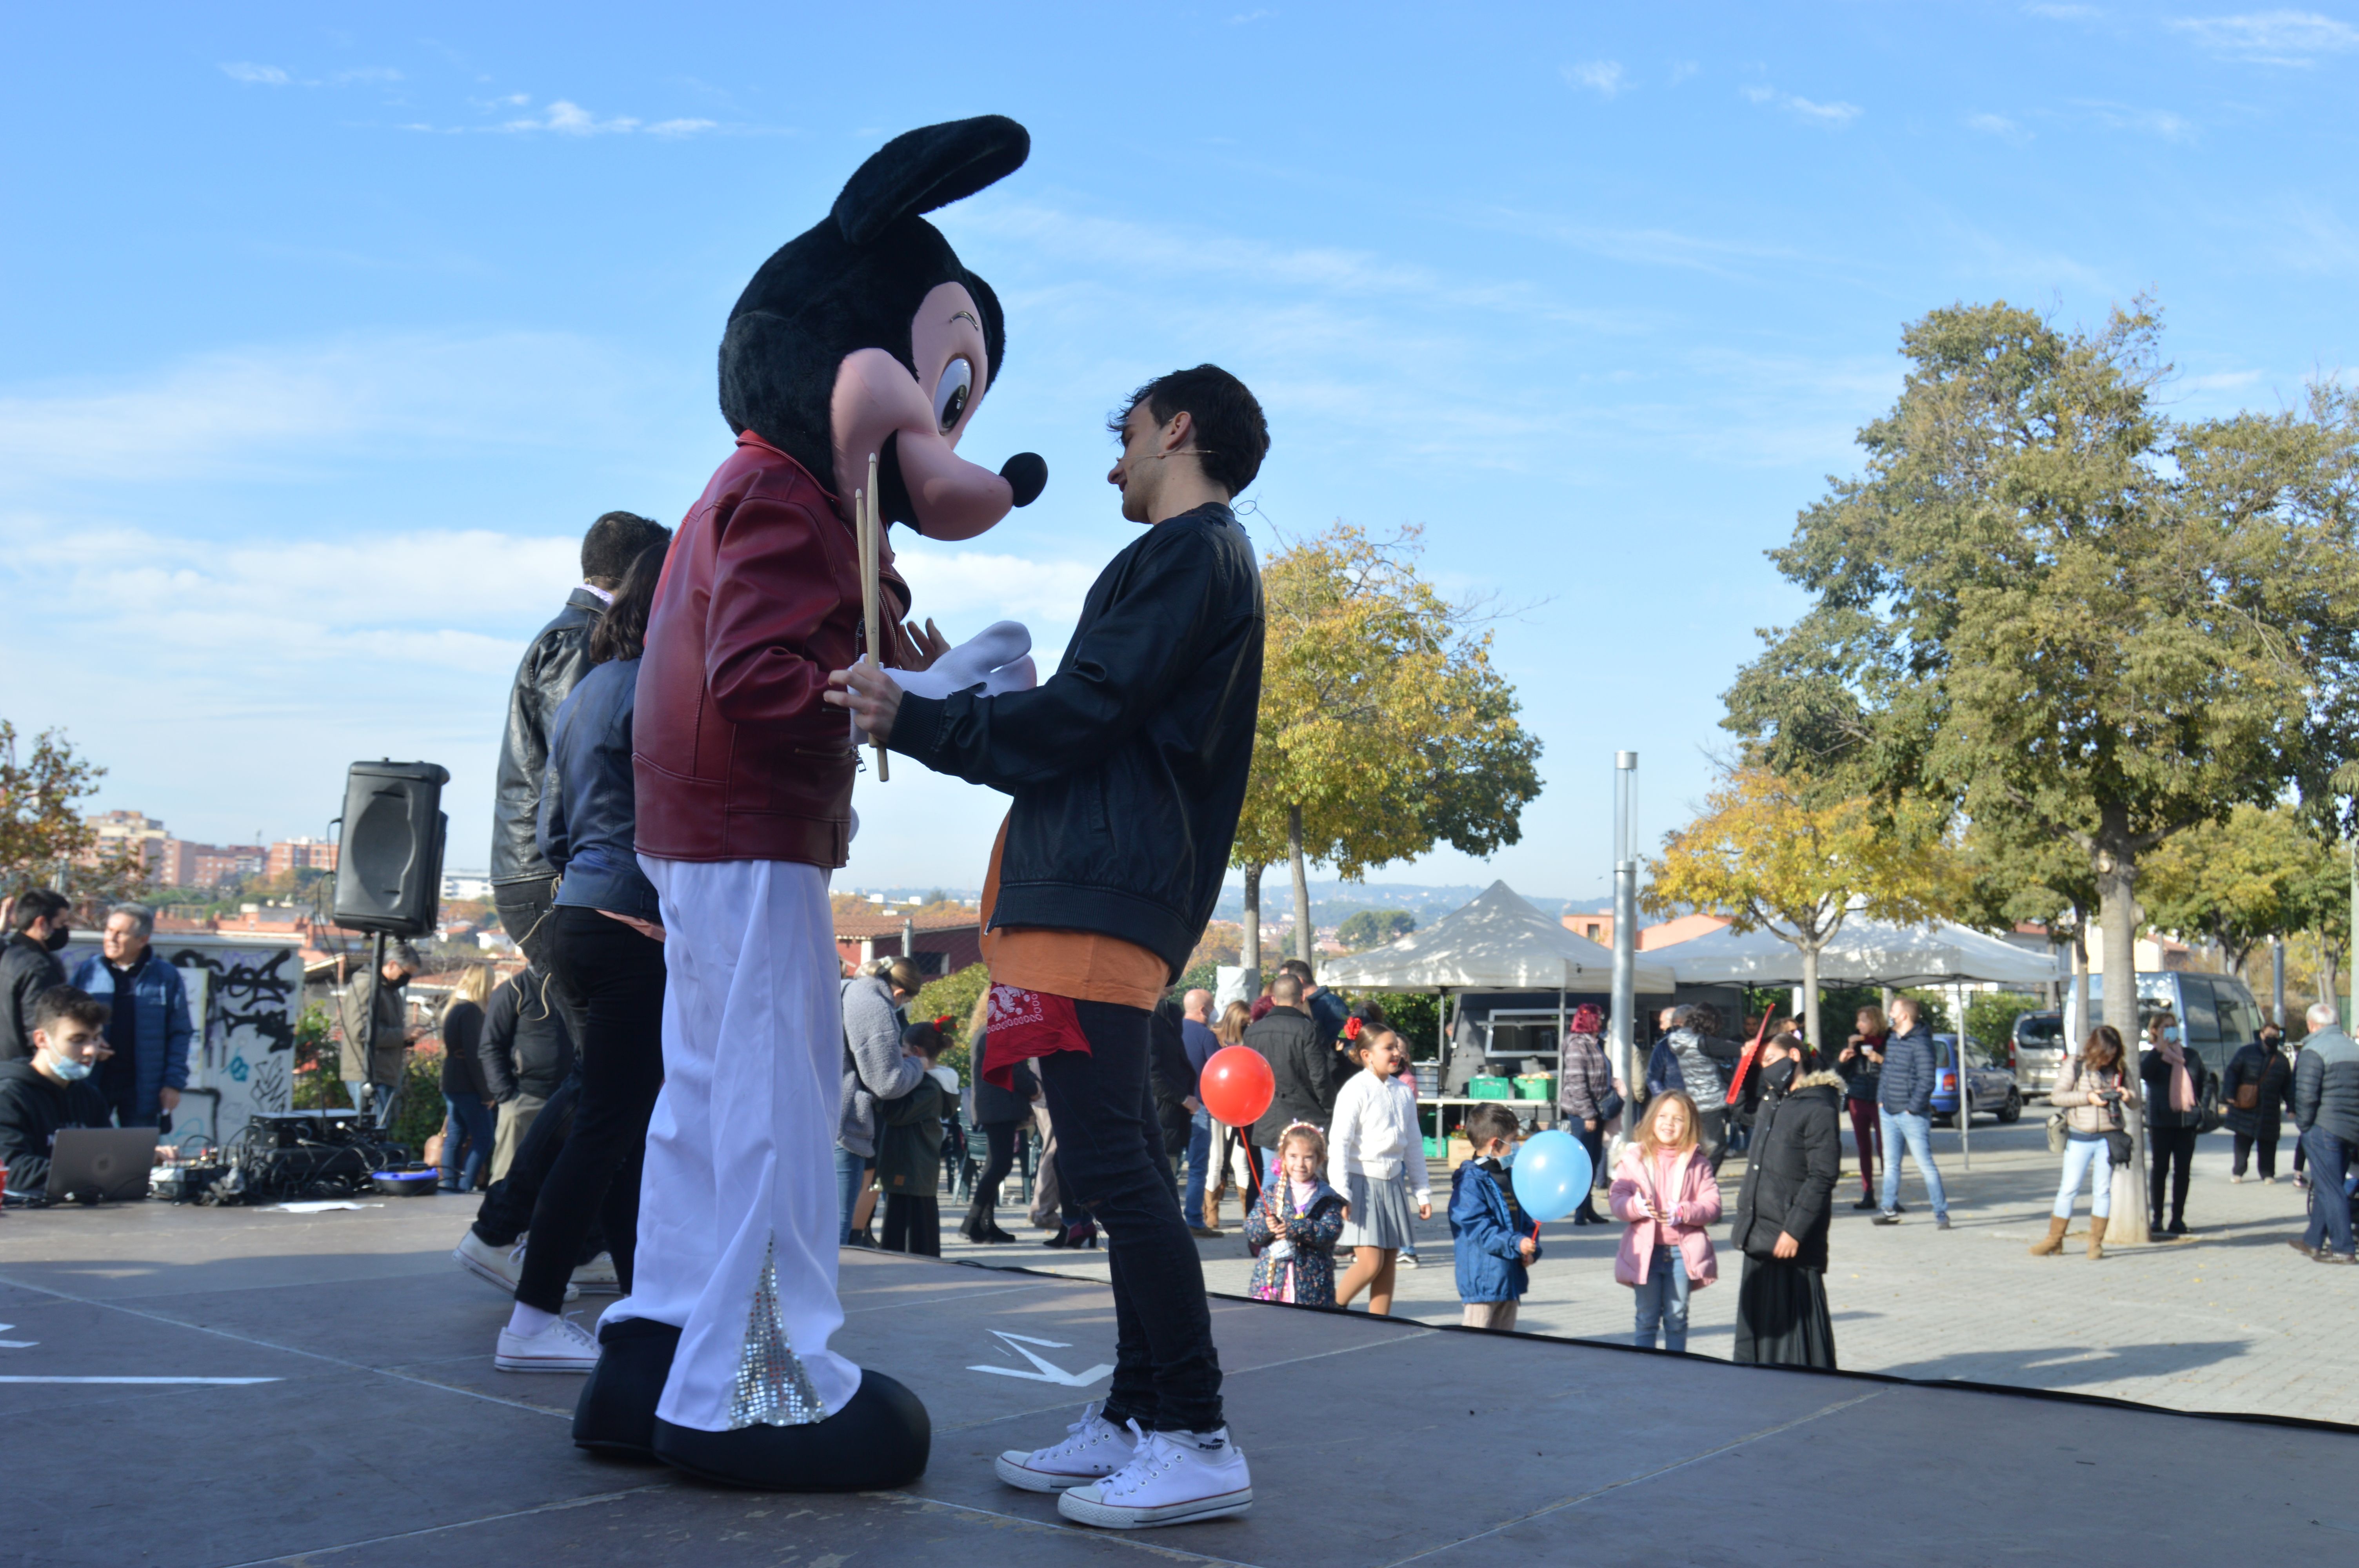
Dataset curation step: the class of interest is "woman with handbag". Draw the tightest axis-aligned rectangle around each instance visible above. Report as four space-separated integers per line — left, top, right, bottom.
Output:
2034 1025 2134 1259
2139 1011 2211 1235
2221 1028 2294 1183
1556 1004 1622 1225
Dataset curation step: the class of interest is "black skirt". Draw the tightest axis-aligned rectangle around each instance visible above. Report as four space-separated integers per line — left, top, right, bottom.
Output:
1732 1256 1837 1369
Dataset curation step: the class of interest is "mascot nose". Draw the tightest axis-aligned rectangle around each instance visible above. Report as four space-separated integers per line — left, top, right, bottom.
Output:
1000 453 1047 508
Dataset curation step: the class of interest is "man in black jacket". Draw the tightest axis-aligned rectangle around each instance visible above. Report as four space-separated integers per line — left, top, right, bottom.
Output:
0 891 72 1064
831 363 1267 1530
1730 1034 1843 1369
0 986 113 1201
1243 971 1336 1170
334 940 418 1117
488 510 670 971
2292 1000 2359 1263
478 962 577 1183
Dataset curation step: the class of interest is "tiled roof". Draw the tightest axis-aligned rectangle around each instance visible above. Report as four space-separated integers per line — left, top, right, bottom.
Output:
833 909 980 939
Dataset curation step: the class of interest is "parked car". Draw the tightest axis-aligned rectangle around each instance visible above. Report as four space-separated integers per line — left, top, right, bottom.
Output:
1929 1033 2022 1125
2013 1011 2066 1094
2072 971 2269 1080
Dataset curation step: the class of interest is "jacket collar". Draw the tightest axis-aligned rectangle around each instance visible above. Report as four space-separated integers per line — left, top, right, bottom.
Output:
565 586 609 615
735 429 844 510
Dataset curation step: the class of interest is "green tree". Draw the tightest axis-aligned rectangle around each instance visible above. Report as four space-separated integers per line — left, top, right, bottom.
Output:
1647 767 1957 1053
1725 299 2359 1244
1 723 111 895
1337 908 1418 950
2142 804 2332 975
1238 524 1542 972
913 962 990 1085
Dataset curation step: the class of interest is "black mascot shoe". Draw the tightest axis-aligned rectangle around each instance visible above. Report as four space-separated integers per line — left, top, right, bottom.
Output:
652 1368 931 1491
572 1318 680 1461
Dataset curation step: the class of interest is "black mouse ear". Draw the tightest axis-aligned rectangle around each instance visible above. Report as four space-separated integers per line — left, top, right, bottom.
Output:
832 116 1029 247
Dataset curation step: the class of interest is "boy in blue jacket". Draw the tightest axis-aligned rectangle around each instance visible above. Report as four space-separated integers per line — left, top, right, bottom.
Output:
1450 1103 1539 1330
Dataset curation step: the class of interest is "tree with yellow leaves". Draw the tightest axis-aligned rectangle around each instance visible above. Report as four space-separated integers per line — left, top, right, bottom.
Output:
1647 768 1956 1053
1236 524 1541 971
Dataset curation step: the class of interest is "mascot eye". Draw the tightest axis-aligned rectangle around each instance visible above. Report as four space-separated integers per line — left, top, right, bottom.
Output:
933 357 974 434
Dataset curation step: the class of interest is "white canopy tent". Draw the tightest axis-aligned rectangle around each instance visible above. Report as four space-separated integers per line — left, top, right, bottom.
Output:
1319 880 1679 994
1654 916 2062 989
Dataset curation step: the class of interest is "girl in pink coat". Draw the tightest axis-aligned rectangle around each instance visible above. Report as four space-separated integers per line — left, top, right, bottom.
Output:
1609 1090 1721 1352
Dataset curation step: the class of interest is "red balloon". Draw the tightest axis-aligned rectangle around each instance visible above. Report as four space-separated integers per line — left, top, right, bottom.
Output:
1199 1045 1274 1130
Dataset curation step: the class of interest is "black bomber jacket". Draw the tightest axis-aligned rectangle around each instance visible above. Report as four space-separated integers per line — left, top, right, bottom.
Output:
491 587 603 886
888 503 1263 979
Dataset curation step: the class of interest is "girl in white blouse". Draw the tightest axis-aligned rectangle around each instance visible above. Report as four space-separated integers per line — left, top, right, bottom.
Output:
1329 1026 1434 1314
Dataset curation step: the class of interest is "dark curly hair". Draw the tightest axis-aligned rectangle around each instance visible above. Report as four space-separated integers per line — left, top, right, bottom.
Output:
589 540 669 664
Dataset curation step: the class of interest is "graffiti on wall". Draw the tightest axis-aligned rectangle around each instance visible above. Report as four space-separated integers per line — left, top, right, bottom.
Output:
165 943 301 1146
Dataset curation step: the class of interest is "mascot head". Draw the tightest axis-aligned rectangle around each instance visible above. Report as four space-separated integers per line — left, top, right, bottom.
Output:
719 115 1046 541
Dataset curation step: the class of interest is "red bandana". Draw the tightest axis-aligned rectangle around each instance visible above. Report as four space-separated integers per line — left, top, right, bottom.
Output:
980 983 1093 1090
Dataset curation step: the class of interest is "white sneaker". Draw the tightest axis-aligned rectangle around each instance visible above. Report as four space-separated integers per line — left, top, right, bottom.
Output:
2231 1173 2247 1184
1398 1252 1421 1270
1057 1423 1252 1529
994 1401 1136 1492
453 1232 577 1301
494 1312 600 1373
571 1251 620 1293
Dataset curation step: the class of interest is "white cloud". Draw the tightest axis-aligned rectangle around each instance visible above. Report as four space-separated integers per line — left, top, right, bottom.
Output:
2075 99 2196 137
1966 111 2034 143
0 332 664 487
1564 60 1627 98
493 100 718 137
1741 85 1863 126
1668 60 1700 83
219 62 289 85
331 66 403 84
2170 9 2359 63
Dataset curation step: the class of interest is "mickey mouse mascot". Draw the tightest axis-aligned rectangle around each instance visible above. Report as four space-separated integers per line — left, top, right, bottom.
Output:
573 116 1044 1491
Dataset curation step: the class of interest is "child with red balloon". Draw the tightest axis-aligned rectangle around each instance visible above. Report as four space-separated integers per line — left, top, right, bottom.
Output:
1329 1025 1432 1315
1243 1123 1347 1306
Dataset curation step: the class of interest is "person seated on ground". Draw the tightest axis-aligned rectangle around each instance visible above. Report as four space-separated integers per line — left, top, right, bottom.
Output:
0 986 115 1204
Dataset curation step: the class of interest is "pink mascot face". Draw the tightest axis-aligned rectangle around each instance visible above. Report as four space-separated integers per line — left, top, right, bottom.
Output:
830 282 1007 542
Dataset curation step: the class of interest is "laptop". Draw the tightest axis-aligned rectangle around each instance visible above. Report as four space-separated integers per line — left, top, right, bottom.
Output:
44 1127 158 1203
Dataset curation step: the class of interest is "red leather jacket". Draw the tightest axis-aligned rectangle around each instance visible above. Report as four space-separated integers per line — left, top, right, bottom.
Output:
632 434 905 866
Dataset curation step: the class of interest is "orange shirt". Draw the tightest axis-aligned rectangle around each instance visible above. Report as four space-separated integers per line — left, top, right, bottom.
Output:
978 817 1167 1010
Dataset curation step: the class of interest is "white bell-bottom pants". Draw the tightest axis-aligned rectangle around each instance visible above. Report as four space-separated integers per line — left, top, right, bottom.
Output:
601 855 860 1430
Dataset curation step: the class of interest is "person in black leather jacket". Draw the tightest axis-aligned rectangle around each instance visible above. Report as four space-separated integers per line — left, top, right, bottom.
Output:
831 363 1268 1512
478 962 576 1183
488 510 671 971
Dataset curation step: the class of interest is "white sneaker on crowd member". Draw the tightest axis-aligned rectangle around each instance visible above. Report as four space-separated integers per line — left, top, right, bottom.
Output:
1397 1251 1421 1270
1056 1423 1252 1529
454 1232 579 1301
494 1310 600 1373
995 1401 1136 1492
571 1251 620 1292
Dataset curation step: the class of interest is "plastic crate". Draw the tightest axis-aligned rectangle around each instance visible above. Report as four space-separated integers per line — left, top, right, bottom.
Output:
1422 1135 1443 1159
1468 1076 1513 1100
1513 1073 1556 1102
1413 1063 1440 1096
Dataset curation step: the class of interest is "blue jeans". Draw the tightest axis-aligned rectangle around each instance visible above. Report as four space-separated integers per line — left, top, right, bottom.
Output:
1632 1244 1690 1351
2301 1127 2353 1256
835 1145 867 1245
440 1094 495 1191
2052 1136 2112 1219
1879 1109 1948 1218
1183 1109 1212 1222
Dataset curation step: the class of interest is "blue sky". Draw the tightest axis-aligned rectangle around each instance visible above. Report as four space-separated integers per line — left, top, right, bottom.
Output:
4 3 2354 905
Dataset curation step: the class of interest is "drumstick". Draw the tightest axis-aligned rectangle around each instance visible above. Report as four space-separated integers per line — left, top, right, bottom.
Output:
861 453 889 781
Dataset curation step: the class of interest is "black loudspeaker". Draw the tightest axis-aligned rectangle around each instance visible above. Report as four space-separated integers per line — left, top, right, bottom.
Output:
333 761 451 937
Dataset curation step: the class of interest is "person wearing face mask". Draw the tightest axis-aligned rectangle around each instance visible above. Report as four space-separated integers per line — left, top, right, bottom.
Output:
1728 1032 1843 1369
0 986 114 1202
2139 1010 2212 1235
0 890 74 1065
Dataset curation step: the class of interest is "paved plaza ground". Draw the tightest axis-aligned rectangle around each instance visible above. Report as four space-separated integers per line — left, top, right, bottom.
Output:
949 1116 2359 1426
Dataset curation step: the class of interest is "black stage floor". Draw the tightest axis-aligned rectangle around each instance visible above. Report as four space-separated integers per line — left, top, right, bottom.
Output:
3 1198 2352 1567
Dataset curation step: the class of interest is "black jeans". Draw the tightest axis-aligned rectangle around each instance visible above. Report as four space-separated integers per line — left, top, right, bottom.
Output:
474 1068 577 1247
516 907 667 1314
883 1193 941 1256
1572 1121 1605 1220
2149 1124 2199 1224
964 1121 1021 1235
2232 1129 2279 1180
1038 1001 1223 1434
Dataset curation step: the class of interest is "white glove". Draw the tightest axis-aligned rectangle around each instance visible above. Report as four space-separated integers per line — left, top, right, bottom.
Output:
1265 1235 1294 1263
852 621 1036 744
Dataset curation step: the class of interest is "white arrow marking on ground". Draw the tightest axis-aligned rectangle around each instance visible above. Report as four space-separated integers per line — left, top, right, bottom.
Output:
0 1376 282 1385
967 1330 1112 1387
0 1323 33 1349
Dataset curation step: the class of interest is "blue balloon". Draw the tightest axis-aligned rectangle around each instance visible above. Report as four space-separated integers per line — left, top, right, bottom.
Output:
1510 1128 1595 1224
